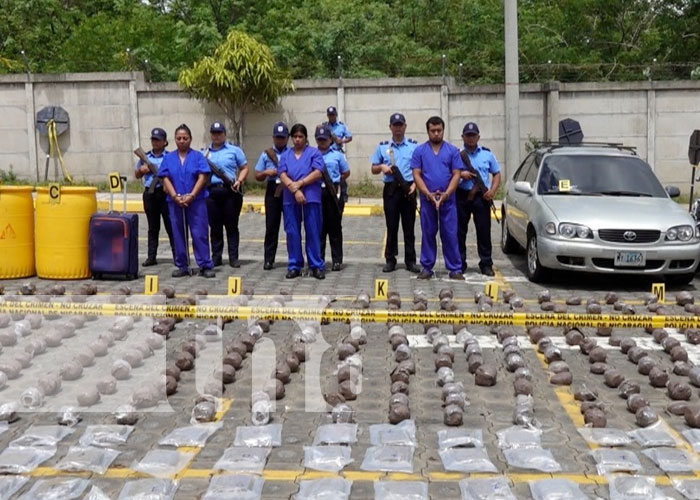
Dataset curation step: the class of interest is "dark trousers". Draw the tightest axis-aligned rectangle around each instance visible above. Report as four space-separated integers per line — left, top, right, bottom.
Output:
142 187 174 261
264 182 283 264
383 183 417 266
321 185 345 264
456 188 493 271
206 185 243 263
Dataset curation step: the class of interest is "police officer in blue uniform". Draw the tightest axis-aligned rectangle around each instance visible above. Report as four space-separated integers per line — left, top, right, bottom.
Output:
278 123 325 280
254 122 289 270
134 127 175 267
158 124 215 278
411 116 464 280
371 113 420 273
457 122 501 277
204 122 248 268
324 106 353 152
315 124 350 271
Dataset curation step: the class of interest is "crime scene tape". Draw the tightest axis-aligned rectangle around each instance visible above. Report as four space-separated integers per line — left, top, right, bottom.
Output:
0 301 699 328
47 119 73 183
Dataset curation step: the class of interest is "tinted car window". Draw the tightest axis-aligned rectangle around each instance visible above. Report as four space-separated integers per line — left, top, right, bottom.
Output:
524 155 540 185
537 155 667 197
514 154 535 182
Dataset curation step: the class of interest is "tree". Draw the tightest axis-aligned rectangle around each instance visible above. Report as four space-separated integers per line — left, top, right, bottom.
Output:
178 30 294 145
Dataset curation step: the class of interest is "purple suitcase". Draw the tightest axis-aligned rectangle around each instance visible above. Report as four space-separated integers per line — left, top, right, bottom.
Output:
89 176 139 280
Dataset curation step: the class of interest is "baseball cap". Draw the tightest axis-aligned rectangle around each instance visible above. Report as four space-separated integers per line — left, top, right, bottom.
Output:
150 127 167 141
326 106 337 115
272 122 289 137
210 122 226 133
315 125 331 140
390 113 406 125
462 122 480 135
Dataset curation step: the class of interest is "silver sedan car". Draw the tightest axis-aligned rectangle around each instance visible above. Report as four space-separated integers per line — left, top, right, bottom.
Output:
501 145 700 284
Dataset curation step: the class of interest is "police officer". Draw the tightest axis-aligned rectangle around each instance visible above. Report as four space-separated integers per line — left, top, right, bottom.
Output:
371 113 420 273
324 106 353 152
158 124 215 278
204 121 248 268
254 122 289 270
411 116 464 280
134 127 175 267
457 122 501 277
278 124 325 280
315 124 350 271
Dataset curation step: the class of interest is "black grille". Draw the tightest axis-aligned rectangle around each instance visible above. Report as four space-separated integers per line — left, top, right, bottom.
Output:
598 229 660 244
592 258 664 270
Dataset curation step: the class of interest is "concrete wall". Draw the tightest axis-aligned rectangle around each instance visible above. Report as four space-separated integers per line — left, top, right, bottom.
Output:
3 72 700 191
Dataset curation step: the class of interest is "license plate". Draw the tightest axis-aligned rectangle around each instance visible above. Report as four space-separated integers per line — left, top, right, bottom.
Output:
614 251 645 267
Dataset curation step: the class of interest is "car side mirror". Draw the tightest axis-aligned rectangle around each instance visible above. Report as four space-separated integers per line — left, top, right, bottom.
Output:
665 185 680 198
514 181 533 195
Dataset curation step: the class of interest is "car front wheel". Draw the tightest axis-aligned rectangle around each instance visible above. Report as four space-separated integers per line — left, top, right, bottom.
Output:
527 232 549 283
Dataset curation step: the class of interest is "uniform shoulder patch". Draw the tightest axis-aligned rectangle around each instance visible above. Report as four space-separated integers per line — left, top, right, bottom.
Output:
482 146 491 152
408 138 417 144
379 140 389 145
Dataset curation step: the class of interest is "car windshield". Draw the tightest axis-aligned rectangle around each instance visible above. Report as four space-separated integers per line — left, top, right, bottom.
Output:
537 154 668 198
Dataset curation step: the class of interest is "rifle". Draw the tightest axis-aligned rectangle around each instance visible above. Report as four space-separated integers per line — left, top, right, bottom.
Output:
205 150 242 194
459 149 500 224
133 147 159 194
321 167 342 217
265 148 284 198
388 148 417 210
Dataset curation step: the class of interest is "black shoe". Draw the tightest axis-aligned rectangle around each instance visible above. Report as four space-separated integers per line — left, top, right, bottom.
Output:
286 269 301 279
331 262 342 272
212 258 223 267
481 266 495 277
417 270 433 280
172 268 190 278
229 259 241 268
263 262 274 270
449 271 464 280
382 262 396 273
199 268 215 278
142 258 157 267
312 268 325 280
405 263 420 273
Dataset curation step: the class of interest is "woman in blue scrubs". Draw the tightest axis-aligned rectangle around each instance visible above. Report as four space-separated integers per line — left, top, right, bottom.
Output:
158 124 216 278
278 124 325 279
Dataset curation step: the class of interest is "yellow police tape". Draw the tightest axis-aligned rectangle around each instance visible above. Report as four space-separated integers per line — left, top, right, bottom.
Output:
47 119 73 183
0 301 698 328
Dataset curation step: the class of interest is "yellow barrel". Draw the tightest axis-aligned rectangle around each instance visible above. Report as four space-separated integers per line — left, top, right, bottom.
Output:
36 186 97 279
0 186 35 278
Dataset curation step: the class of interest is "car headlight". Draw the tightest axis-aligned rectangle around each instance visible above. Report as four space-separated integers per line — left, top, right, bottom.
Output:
559 223 593 239
666 225 694 242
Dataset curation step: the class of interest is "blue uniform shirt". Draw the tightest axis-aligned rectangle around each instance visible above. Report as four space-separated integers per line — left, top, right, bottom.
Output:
458 145 501 191
321 148 350 184
205 142 247 185
135 149 168 189
158 149 211 202
254 146 288 183
327 121 352 151
371 138 418 183
411 141 463 192
278 146 325 205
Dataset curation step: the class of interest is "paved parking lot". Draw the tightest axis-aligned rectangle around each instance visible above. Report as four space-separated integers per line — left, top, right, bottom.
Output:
0 211 700 499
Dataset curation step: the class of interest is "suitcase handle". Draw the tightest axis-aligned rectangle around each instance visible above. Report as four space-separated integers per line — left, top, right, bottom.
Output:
109 175 129 213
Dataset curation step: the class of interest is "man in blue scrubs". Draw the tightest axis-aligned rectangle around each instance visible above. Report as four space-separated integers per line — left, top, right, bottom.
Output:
411 116 464 280
457 122 501 276
371 113 420 273
254 122 289 270
315 124 350 270
278 124 325 279
205 121 248 268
